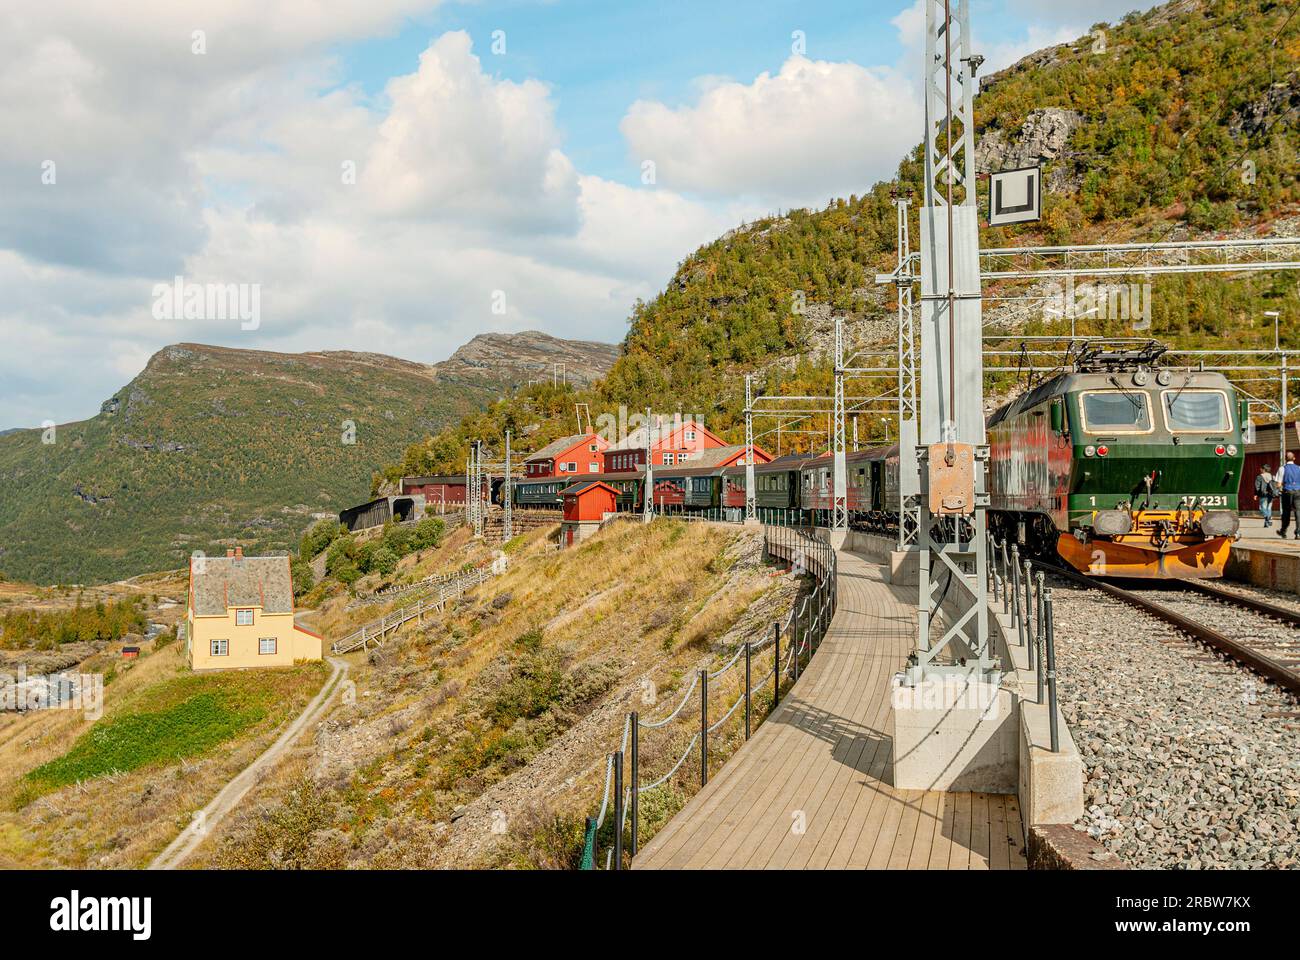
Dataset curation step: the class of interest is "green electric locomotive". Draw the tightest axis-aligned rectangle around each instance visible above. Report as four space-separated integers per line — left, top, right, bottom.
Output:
987 342 1245 579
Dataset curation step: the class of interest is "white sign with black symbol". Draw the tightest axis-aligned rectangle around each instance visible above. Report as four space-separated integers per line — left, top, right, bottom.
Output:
988 164 1042 226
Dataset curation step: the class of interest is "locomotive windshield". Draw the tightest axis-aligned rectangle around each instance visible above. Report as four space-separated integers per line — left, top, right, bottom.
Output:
1080 390 1151 432
1162 389 1231 432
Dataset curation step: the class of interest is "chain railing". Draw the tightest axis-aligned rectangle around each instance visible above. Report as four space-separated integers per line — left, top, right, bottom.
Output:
988 535 1060 752
582 524 839 869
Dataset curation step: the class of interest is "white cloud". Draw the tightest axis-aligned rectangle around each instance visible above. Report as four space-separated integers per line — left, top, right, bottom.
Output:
0 15 738 428
363 32 580 233
620 55 920 209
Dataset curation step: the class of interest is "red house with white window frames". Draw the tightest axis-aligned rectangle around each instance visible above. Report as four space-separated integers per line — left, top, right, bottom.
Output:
523 433 608 479
603 419 736 472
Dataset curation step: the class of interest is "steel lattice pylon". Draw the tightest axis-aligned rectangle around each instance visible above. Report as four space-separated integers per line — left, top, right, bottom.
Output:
913 0 993 678
831 319 848 532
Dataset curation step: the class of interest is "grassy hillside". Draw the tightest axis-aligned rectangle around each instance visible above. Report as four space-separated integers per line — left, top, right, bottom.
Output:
0 635 328 868
385 0 1300 479
0 339 605 586
178 518 800 869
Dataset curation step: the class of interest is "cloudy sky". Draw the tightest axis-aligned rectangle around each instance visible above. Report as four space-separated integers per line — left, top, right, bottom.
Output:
0 0 1158 429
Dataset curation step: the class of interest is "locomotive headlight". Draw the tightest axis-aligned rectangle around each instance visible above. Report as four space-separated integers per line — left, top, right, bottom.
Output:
1214 444 1226 456
1084 445 1096 457
1132 369 1150 386
1227 444 1238 456
1156 370 1172 386
1097 445 1110 457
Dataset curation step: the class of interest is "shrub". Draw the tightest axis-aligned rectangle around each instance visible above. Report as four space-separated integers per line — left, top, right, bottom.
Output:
324 535 356 578
371 547 399 577
412 517 445 551
290 557 315 597
300 519 345 560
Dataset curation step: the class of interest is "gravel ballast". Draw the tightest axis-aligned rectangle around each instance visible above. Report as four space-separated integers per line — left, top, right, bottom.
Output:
1048 581 1300 869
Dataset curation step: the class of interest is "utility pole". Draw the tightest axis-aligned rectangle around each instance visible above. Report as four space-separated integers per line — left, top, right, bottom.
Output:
744 376 757 523
504 430 513 542
1283 353 1290 469
642 407 654 523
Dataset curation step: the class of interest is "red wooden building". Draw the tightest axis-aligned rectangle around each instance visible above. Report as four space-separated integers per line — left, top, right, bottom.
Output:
1240 421 1300 514
559 480 619 546
524 434 609 479
604 418 741 472
400 474 487 506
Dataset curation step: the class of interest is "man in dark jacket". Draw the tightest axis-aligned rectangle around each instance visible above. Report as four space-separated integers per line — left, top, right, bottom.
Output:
1256 464 1277 527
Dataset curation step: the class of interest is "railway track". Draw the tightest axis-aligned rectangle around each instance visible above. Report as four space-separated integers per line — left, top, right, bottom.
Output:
1045 565 1300 697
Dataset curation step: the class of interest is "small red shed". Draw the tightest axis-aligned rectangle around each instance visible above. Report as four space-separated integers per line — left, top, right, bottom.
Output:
559 481 619 546
561 481 618 522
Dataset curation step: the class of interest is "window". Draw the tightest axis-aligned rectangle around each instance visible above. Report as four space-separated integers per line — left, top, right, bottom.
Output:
211 639 229 657
685 430 696 442
1079 390 1152 433
1162 389 1231 433
236 609 253 626
259 637 277 655
590 462 600 472
589 443 598 452
566 461 577 472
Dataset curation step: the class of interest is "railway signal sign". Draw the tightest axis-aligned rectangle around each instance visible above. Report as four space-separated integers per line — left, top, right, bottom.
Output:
988 164 1042 227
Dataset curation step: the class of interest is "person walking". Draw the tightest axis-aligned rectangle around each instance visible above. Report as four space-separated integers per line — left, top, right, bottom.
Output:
1256 464 1277 527
1278 452 1300 539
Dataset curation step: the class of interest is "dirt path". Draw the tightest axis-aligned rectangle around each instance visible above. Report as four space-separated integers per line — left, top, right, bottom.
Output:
148 655 348 870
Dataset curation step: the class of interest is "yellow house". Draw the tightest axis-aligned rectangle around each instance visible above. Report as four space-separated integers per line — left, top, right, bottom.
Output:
186 548 322 670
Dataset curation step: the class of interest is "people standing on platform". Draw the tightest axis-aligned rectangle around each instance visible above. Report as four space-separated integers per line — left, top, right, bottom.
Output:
1256 464 1277 527
1277 452 1300 540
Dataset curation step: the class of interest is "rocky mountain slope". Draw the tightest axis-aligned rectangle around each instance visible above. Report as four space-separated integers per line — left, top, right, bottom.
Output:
0 334 615 585
433 331 618 389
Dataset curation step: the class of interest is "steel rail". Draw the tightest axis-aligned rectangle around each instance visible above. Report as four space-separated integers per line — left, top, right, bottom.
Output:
1046 564 1300 696
1178 580 1300 629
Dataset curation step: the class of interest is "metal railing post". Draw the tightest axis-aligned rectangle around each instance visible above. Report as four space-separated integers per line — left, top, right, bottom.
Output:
1022 559 1033 648
699 670 708 787
1044 590 1060 752
744 642 752 739
629 713 639 857
1010 545 1022 629
773 621 781 706
1000 540 1011 612
1034 570 1045 695
613 750 624 870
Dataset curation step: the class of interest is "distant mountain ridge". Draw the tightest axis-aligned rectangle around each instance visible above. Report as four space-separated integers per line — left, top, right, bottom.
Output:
433 330 618 388
0 332 616 585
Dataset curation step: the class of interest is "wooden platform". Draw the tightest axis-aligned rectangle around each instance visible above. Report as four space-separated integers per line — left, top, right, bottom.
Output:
634 548 1026 870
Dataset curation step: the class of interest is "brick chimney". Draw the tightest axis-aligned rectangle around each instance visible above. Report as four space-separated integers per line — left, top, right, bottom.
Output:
234 546 244 559
226 549 235 558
